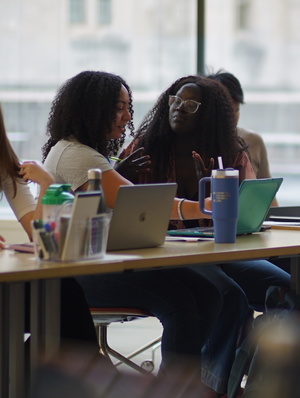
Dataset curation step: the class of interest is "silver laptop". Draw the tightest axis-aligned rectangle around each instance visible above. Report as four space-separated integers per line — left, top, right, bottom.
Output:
106 183 177 251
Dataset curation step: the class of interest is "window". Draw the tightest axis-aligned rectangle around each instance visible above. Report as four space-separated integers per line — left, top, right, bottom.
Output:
1 0 299 219
69 0 85 24
205 0 300 205
97 0 112 25
237 0 251 31
0 0 197 217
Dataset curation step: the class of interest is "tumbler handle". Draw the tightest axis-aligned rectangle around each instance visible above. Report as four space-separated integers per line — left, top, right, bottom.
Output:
198 177 212 216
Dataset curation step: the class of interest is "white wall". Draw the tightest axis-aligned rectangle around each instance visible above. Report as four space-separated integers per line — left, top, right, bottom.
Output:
0 219 29 244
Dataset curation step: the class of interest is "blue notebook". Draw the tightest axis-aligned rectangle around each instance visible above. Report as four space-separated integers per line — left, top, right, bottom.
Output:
167 178 283 238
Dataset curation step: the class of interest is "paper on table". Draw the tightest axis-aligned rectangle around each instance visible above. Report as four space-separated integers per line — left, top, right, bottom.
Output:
6 243 35 253
263 221 300 230
165 236 214 242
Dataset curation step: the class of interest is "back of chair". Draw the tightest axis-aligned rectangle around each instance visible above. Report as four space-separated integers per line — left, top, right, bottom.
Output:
90 307 152 324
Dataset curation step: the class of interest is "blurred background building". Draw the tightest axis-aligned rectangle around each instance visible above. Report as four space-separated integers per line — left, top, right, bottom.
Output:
1 0 300 214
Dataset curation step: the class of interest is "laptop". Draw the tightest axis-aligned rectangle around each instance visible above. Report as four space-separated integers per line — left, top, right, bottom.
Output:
167 178 283 238
266 206 300 223
106 183 177 251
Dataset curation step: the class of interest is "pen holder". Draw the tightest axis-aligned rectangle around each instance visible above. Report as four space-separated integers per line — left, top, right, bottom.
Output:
31 214 110 262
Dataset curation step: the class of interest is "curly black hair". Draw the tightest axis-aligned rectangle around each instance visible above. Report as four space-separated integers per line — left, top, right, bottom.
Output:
42 71 135 161
133 74 245 182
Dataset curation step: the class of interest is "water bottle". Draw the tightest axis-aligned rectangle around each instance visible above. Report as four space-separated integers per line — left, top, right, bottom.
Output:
40 184 74 259
199 168 239 243
86 168 108 254
87 168 106 213
42 184 74 223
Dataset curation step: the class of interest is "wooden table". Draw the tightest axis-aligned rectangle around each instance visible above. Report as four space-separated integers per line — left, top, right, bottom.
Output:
1 228 300 398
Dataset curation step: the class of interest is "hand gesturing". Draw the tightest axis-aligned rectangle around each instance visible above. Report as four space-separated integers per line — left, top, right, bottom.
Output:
114 147 151 183
192 151 214 180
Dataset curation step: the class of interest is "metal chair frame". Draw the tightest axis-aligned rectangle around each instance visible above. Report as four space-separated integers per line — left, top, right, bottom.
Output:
90 307 161 374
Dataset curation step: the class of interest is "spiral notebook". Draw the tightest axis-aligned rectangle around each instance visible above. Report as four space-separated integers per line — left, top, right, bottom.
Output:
167 178 283 238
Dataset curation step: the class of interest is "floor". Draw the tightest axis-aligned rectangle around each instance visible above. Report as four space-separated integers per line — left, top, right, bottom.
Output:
103 316 163 375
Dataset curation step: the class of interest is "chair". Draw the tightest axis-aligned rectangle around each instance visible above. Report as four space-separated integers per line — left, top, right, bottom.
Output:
90 307 162 374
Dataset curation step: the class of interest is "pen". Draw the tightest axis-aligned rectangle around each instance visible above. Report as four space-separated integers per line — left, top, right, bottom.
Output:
109 156 122 162
33 220 44 229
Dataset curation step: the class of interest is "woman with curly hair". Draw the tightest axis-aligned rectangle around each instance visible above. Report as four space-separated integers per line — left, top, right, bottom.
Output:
41 70 232 391
120 74 290 397
122 74 253 187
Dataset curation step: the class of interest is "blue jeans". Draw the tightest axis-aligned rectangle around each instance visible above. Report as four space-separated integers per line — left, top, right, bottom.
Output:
76 267 223 377
191 260 291 394
190 264 248 394
221 259 290 311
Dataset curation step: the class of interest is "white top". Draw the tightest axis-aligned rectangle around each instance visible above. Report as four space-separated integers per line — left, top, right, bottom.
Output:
1 173 36 220
44 138 113 191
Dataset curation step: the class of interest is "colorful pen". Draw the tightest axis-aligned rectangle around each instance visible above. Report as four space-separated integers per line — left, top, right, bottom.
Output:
109 156 122 162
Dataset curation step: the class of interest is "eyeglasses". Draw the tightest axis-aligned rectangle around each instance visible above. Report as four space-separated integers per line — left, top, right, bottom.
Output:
168 95 201 114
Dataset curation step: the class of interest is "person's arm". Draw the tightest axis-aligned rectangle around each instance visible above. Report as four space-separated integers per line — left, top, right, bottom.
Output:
171 197 211 220
0 235 6 249
18 161 55 238
76 168 133 209
77 166 211 220
17 211 34 240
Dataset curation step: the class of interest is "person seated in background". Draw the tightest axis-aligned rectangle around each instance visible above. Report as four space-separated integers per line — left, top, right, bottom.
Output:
206 69 278 206
120 74 290 397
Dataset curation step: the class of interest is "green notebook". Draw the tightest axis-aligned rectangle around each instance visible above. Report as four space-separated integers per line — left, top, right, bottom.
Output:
167 178 283 238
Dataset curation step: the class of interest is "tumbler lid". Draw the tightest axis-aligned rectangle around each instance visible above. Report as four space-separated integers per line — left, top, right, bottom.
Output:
212 168 239 178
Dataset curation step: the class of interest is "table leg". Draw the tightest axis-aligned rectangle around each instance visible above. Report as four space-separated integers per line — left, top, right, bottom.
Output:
9 283 25 398
29 279 61 390
0 283 9 398
43 279 61 357
0 283 25 398
290 256 300 296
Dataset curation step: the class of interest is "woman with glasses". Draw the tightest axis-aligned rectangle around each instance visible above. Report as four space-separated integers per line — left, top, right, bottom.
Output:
120 74 290 398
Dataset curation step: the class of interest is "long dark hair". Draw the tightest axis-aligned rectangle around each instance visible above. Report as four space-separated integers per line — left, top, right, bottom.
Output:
0 105 21 196
42 71 135 161
134 75 245 182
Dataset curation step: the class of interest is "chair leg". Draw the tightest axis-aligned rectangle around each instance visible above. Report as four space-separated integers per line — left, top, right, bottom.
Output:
96 324 157 376
151 340 162 364
115 337 161 365
97 324 113 360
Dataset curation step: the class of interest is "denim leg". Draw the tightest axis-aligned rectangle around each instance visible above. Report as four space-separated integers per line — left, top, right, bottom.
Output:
189 265 249 395
221 260 291 312
76 267 223 376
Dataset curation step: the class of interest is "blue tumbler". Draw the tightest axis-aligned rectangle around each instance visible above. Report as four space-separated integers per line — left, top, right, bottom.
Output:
199 169 239 243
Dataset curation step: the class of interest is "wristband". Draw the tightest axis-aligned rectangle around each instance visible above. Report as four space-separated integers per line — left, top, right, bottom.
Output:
178 199 185 220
